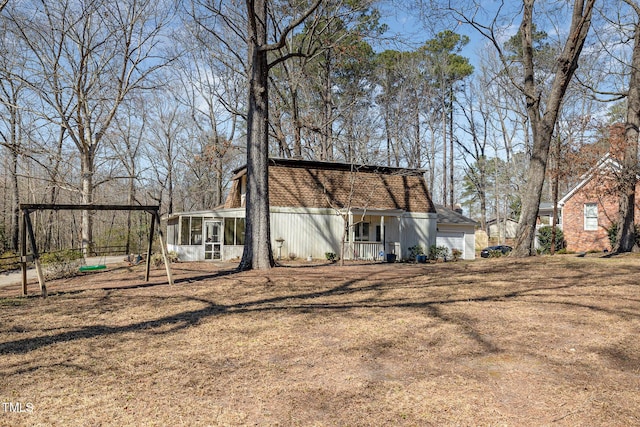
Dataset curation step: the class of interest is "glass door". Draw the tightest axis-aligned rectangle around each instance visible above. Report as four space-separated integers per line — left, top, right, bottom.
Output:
204 221 222 260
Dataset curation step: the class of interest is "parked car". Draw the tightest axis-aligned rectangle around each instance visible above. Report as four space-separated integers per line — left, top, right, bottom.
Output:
480 245 512 258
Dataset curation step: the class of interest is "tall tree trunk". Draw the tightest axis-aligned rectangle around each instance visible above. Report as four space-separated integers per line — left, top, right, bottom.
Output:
551 135 560 255
513 0 595 257
442 97 447 205
81 149 95 255
614 17 640 253
322 50 334 161
167 141 174 215
239 0 274 271
292 87 303 158
126 175 136 255
449 89 455 208
9 150 19 252
414 104 421 168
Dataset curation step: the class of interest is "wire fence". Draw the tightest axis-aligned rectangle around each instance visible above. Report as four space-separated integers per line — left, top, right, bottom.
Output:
0 245 132 273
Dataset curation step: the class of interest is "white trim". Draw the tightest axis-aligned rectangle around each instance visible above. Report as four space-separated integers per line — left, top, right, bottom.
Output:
559 154 619 206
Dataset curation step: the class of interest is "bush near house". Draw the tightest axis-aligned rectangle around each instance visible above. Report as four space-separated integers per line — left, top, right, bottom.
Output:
537 226 565 254
408 245 425 261
428 245 449 261
607 222 640 249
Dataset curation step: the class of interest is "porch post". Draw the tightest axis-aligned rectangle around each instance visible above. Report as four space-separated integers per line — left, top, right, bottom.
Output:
381 215 385 261
399 214 404 261
348 210 354 260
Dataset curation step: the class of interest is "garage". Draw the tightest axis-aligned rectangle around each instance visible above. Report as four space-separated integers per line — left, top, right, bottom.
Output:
435 204 478 260
436 231 465 259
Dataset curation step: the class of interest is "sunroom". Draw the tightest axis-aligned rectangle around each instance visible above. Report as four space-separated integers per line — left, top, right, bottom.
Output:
166 208 245 261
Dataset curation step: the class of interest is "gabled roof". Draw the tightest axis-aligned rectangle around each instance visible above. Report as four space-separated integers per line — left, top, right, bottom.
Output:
558 154 620 206
435 204 477 225
486 217 519 225
226 158 436 213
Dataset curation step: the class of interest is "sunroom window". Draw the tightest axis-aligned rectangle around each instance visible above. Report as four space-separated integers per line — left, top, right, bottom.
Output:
224 218 245 245
180 216 204 245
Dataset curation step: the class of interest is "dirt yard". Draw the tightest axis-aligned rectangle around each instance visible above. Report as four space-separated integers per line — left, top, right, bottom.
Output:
1 255 639 426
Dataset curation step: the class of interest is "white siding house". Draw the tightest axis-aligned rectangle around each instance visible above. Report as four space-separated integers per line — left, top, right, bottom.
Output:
167 159 439 262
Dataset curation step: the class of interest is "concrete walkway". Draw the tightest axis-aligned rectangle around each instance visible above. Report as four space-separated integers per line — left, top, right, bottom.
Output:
0 255 127 289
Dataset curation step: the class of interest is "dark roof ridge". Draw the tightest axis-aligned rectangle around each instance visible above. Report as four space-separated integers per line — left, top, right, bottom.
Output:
232 157 426 176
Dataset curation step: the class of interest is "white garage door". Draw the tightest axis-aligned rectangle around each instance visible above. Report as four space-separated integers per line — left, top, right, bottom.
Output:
436 232 465 258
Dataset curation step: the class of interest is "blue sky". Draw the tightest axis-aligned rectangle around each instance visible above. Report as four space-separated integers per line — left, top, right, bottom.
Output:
376 5 495 68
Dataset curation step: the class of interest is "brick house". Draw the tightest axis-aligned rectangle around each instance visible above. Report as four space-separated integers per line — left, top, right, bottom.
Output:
166 158 475 261
559 154 640 252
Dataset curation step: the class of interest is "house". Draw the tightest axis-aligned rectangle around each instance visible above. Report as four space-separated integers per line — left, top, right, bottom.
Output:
558 154 640 252
486 217 519 241
435 205 477 260
166 158 440 262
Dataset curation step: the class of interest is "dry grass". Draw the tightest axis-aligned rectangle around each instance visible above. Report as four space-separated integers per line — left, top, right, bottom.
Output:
1 254 639 426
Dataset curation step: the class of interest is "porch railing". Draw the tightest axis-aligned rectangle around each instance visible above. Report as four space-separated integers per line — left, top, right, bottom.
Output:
350 242 384 260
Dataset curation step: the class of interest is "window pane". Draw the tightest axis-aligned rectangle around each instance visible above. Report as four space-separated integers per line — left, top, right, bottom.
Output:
180 217 190 245
212 222 221 242
584 204 598 230
236 218 245 245
191 217 202 245
224 218 235 245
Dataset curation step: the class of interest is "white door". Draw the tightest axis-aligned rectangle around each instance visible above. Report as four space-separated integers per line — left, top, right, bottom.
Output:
204 221 222 261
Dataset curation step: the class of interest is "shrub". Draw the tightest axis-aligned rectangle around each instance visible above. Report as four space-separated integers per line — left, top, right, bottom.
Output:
325 252 337 262
488 249 504 258
537 226 565 254
607 222 640 249
151 251 179 267
428 245 449 261
451 248 462 261
408 245 424 261
41 249 84 279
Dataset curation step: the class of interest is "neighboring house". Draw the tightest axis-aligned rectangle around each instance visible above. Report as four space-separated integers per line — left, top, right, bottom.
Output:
166 158 439 262
435 205 477 260
537 202 560 227
558 154 640 252
487 217 519 241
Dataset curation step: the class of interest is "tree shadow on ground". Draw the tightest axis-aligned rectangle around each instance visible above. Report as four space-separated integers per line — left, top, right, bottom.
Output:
2 259 638 357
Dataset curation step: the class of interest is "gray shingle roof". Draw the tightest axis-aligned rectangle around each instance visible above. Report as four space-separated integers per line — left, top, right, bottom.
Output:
435 204 478 225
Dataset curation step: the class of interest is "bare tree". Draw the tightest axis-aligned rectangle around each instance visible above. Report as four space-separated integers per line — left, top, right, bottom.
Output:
440 0 596 256
612 0 640 252
7 0 173 254
192 0 378 270
0 21 27 251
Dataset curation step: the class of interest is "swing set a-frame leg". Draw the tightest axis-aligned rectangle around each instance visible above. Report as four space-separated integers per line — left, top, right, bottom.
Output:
144 210 173 286
21 210 47 298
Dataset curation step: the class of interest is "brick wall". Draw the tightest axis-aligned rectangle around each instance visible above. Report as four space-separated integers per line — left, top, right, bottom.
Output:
562 173 640 252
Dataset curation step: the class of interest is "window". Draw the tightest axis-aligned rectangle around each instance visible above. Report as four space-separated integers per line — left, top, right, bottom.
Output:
584 203 598 231
354 222 370 241
224 218 245 245
353 221 383 242
191 217 202 245
180 217 190 245
180 216 204 245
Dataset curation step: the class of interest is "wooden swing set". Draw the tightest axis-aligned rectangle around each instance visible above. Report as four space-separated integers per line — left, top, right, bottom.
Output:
19 204 174 298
